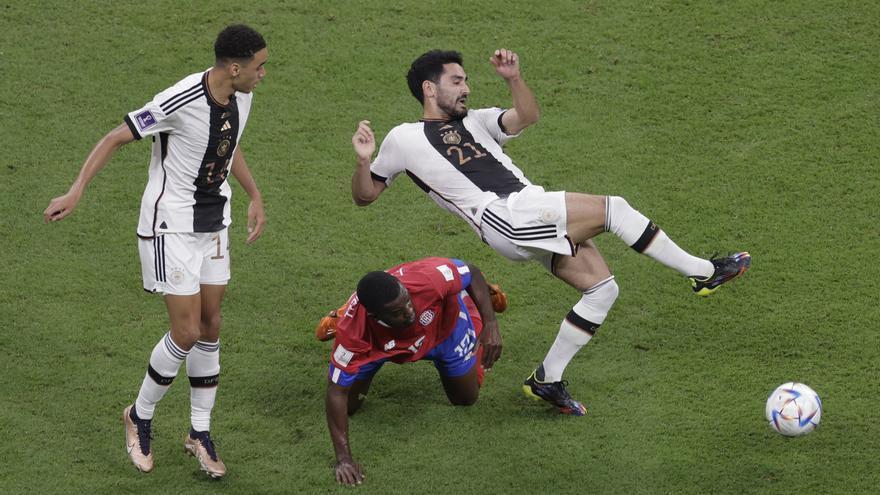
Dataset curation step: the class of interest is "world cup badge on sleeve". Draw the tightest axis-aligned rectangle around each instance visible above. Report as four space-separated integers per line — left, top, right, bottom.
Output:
135 111 157 131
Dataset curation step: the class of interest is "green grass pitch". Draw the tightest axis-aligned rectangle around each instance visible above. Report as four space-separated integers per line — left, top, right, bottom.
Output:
1 1 878 493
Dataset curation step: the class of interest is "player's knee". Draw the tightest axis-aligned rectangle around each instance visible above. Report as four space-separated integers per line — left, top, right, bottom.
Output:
449 389 479 407
599 278 620 308
172 328 200 350
201 313 222 336
574 277 619 325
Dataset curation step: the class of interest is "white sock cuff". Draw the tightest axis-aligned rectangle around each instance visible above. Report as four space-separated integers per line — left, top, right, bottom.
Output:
162 332 190 361
187 340 221 378
193 339 220 353
148 332 188 379
571 276 619 327
605 196 655 249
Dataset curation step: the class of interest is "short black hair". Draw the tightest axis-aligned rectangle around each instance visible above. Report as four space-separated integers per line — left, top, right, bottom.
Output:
214 24 266 61
406 50 463 105
356 271 402 314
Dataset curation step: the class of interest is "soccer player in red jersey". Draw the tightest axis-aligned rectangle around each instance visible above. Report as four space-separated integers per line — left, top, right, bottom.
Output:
325 257 502 486
350 49 750 416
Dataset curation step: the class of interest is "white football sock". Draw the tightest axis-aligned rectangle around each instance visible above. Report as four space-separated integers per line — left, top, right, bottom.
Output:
135 332 188 420
643 230 713 278
605 196 713 278
542 277 619 382
187 339 220 432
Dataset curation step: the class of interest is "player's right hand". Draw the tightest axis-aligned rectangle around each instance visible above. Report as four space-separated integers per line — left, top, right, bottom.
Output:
490 48 521 81
352 120 376 161
488 283 508 313
43 191 81 223
335 459 365 486
316 305 347 342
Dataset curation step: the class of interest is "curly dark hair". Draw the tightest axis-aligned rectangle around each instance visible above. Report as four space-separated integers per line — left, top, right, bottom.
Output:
356 271 402 314
406 50 463 105
214 24 266 61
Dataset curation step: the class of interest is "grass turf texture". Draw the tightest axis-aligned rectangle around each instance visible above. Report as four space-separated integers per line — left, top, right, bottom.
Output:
2 0 879 493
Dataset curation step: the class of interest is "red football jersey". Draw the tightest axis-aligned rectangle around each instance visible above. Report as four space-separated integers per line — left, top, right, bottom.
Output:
329 257 472 376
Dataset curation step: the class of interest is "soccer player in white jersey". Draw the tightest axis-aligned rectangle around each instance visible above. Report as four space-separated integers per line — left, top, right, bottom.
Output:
44 25 268 476
350 49 751 416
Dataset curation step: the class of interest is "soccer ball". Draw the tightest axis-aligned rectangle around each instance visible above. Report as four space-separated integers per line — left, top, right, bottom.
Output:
765 382 822 436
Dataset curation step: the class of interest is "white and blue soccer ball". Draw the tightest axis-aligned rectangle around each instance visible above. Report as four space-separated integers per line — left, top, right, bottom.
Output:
765 382 822 436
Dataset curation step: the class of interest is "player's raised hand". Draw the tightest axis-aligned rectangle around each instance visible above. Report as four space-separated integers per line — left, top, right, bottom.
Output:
245 198 266 244
335 459 365 486
490 49 521 81
352 120 376 161
43 190 82 223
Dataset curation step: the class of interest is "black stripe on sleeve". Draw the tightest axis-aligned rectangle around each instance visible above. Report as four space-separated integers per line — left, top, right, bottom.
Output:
123 115 143 140
497 110 510 135
159 81 202 112
370 171 388 184
164 90 204 115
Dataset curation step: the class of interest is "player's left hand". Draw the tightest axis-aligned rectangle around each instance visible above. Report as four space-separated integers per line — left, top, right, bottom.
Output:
479 319 502 370
489 49 521 81
335 459 365 486
245 198 266 244
44 190 82 223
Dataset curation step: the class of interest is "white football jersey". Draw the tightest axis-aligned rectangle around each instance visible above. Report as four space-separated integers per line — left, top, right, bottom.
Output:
124 70 253 237
370 108 532 232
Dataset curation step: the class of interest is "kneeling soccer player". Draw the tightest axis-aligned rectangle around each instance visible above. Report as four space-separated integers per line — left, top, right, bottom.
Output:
324 257 502 486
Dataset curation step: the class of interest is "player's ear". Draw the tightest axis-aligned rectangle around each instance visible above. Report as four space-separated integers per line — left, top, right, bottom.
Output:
230 62 241 77
422 80 435 100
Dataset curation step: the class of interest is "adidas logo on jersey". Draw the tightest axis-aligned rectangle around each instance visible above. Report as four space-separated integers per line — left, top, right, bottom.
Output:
221 120 231 132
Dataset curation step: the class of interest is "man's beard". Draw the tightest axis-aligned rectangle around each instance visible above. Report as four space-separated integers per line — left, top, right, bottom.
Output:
438 98 467 119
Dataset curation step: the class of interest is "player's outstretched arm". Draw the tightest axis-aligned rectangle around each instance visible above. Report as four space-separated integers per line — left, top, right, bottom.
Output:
230 147 266 244
490 49 540 135
465 264 503 370
43 124 136 223
326 380 365 486
351 120 386 206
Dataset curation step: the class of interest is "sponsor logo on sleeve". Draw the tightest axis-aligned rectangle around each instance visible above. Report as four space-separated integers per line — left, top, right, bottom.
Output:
135 111 157 131
333 344 354 367
436 264 454 282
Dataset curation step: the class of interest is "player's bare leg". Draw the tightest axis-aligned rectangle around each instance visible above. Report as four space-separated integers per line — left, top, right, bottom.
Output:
552 239 613 292
346 377 375 416
197 284 225 342
183 284 227 479
563 193 607 243
438 364 480 406
125 294 200 473
524 242 613 416
165 294 203 350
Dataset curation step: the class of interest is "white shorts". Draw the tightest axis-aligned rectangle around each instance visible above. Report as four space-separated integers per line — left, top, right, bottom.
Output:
479 185 575 265
138 229 231 296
